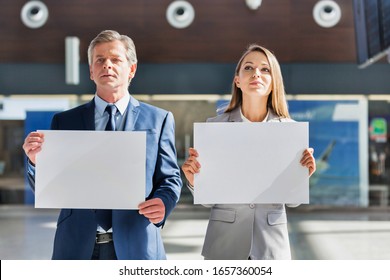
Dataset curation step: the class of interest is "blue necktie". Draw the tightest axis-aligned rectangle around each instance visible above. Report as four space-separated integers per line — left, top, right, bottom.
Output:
105 104 117 131
95 104 117 231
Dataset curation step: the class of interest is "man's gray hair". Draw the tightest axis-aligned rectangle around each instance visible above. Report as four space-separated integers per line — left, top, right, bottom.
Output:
87 30 137 66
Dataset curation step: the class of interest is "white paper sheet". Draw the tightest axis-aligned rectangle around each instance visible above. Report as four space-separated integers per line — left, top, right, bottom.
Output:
194 122 309 204
35 130 146 209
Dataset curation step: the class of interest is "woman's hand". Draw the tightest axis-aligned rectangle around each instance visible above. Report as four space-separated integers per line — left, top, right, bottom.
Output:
300 148 316 177
181 148 201 186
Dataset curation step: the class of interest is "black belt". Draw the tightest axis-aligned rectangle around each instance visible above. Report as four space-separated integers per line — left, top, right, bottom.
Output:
96 232 113 244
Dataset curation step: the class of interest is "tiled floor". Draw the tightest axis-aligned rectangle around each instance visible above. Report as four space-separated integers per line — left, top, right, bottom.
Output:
1 204 390 260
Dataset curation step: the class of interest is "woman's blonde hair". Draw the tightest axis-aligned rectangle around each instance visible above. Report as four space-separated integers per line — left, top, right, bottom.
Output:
225 44 290 118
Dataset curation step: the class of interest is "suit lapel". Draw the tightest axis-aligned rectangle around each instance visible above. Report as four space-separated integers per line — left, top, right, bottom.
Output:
83 99 96 130
124 96 141 131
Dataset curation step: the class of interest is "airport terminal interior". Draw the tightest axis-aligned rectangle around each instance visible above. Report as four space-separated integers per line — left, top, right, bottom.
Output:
1 95 390 260
1 0 390 260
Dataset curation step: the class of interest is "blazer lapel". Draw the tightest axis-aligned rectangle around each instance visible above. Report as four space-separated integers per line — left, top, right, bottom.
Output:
266 108 283 122
227 107 243 122
124 96 141 131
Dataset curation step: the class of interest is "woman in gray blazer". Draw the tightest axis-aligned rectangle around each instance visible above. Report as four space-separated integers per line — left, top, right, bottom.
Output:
182 44 316 260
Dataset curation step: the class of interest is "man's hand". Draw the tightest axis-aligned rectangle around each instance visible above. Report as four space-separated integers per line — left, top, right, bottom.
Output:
138 198 165 224
22 132 45 165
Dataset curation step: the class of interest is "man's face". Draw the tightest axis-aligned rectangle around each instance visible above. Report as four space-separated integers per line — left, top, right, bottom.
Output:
89 40 136 92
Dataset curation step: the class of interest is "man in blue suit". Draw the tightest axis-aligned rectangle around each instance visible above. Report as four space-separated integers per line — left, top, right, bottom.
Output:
22 30 182 260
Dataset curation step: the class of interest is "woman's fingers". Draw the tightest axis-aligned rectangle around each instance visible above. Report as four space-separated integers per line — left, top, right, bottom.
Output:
300 148 316 177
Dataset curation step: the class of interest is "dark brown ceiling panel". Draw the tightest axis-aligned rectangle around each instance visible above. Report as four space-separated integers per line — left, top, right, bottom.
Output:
0 0 356 63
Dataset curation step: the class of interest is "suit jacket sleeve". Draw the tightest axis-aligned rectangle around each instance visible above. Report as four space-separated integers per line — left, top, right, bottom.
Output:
150 111 182 225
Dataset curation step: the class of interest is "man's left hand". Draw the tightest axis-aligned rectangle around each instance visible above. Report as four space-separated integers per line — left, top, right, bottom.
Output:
138 198 165 224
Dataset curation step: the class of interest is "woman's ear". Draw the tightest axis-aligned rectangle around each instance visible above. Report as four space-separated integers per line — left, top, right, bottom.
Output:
234 76 240 88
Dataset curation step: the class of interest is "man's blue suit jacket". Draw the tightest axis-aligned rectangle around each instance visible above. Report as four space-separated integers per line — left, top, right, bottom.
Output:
27 96 182 259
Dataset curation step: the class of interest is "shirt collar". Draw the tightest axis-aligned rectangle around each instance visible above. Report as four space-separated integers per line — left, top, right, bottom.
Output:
94 93 130 116
240 108 269 123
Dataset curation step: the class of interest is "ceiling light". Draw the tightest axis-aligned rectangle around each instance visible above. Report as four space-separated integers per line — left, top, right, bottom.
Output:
313 0 342 28
21 1 49 29
245 0 262 10
166 1 195 29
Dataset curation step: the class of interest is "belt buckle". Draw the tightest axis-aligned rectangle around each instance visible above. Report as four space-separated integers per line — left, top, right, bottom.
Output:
96 232 113 244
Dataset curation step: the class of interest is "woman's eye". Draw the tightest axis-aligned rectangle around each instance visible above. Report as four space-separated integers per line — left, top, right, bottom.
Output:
262 68 270 73
244 66 253 70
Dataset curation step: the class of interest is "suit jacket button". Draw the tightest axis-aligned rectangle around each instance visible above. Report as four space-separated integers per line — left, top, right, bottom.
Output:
249 204 255 209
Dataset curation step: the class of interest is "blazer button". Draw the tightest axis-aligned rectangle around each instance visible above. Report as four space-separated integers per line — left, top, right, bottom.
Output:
249 204 255 209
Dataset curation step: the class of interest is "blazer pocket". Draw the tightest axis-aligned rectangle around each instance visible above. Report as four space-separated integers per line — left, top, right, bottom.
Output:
267 211 287 226
210 208 236 223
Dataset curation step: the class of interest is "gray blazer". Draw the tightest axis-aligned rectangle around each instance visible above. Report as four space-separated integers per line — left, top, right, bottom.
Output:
192 107 296 260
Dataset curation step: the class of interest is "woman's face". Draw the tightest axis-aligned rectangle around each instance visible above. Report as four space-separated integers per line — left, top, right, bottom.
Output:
234 51 273 99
